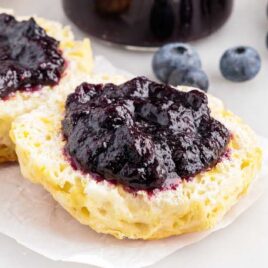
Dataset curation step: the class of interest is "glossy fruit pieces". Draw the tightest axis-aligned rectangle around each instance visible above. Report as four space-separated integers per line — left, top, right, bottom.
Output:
63 77 230 191
0 13 65 99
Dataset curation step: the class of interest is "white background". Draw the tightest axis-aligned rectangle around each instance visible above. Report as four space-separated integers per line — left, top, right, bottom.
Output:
0 0 268 267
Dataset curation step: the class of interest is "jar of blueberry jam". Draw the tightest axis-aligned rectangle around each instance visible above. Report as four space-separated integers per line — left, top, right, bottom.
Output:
63 0 233 49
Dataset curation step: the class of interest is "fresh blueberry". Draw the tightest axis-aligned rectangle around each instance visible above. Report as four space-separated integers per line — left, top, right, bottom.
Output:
168 67 209 92
220 46 261 82
152 43 202 83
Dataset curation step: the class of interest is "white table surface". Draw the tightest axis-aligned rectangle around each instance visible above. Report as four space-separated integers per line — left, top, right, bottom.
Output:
0 0 268 267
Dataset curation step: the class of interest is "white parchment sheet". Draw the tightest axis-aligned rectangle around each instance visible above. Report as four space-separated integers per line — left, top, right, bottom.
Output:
0 57 267 268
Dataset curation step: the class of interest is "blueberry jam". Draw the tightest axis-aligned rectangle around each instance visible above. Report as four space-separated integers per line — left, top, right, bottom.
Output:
0 13 65 99
62 77 230 191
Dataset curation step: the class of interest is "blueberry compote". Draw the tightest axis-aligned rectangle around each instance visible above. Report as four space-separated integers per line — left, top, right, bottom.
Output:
62 77 230 191
0 13 65 99
63 0 233 48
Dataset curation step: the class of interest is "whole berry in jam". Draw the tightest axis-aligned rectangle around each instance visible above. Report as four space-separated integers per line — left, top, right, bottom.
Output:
0 13 65 99
168 67 209 92
220 46 261 82
152 43 201 83
62 77 230 191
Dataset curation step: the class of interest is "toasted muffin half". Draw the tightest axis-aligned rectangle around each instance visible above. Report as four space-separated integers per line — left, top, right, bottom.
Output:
0 8 93 163
11 75 262 240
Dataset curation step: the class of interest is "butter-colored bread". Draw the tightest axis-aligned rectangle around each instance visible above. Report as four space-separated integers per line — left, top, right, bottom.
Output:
0 8 93 163
10 74 262 240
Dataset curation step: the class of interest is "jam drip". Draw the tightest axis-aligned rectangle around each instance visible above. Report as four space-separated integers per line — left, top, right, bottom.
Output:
62 77 230 191
0 13 65 99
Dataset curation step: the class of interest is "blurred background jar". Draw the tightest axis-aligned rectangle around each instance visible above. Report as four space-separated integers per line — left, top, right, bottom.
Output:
63 0 234 49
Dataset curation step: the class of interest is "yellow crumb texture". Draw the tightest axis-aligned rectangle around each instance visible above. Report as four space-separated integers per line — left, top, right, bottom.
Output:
10 75 263 240
0 8 93 163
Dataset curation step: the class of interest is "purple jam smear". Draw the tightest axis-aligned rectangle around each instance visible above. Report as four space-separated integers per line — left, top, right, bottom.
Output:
0 13 65 99
62 77 230 191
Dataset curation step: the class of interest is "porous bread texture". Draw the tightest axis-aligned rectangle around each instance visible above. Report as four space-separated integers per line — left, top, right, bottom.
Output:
0 8 93 163
10 74 262 240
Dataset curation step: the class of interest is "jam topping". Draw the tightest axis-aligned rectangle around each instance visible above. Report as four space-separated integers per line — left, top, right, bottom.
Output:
63 0 233 47
62 77 230 191
0 13 65 99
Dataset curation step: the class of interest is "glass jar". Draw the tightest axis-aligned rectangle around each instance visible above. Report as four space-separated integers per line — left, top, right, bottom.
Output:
63 0 234 49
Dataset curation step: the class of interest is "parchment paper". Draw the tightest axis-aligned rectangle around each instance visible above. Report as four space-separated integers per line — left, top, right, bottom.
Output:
0 57 267 268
